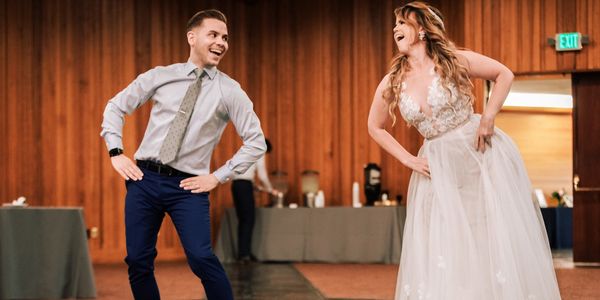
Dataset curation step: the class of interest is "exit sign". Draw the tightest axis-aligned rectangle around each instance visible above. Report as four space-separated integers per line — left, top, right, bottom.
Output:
555 32 583 51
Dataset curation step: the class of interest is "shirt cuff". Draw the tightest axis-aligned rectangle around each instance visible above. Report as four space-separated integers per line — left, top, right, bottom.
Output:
213 165 234 184
104 133 123 151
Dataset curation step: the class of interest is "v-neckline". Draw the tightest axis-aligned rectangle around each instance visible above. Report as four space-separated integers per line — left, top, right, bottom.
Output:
401 68 438 118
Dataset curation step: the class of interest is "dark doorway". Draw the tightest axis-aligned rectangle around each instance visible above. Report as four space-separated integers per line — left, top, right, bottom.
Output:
572 71 600 264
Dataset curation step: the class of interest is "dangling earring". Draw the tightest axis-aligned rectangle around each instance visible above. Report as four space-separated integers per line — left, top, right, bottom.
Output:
418 31 426 41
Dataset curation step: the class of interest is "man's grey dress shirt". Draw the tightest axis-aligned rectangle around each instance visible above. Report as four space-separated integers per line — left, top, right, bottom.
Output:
100 61 266 183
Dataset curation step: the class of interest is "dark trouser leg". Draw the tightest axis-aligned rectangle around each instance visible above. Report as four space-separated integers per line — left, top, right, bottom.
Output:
166 179 233 300
231 179 255 259
124 172 165 300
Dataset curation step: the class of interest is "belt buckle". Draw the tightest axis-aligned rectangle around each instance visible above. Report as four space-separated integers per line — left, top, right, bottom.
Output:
160 164 174 176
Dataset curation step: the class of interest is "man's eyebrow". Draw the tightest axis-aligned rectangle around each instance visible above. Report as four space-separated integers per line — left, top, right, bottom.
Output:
208 29 227 36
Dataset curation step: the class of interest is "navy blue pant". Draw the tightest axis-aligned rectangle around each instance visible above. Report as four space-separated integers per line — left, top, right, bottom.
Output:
124 168 233 300
231 179 255 259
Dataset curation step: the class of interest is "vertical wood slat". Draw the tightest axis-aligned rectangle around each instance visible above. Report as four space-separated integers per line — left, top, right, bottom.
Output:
519 0 531 72
531 0 542 71
544 0 558 71
592 0 600 68
574 0 588 70
0 0 7 206
4 0 40 204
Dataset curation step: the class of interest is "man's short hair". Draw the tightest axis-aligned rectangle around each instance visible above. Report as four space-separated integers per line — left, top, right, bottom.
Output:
186 9 227 32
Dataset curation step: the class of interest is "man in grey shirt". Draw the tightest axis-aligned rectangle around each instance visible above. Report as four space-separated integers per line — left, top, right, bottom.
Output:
100 9 265 300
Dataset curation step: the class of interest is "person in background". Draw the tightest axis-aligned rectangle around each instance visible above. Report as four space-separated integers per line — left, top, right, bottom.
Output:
231 138 276 263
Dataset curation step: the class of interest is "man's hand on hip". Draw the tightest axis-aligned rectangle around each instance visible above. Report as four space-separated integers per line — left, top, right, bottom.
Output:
111 155 144 181
180 174 219 193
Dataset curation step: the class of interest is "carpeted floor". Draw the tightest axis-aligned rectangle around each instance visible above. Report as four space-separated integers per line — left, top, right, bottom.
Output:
294 263 396 299
95 261 324 299
294 264 600 300
94 253 600 300
95 261 205 300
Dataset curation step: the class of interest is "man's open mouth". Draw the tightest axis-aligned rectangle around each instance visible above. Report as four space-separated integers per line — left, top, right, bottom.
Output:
209 49 223 56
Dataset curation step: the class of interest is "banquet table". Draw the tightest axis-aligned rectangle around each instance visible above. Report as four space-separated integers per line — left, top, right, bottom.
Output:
215 206 406 264
0 207 96 299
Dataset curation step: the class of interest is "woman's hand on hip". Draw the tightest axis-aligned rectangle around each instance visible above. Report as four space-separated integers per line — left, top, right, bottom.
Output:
475 115 495 153
404 155 431 178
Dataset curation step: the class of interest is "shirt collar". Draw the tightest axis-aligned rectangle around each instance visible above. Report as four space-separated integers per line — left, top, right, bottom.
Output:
184 60 217 80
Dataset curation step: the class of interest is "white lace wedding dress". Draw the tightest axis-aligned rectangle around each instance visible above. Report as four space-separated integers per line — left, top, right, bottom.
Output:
395 68 561 299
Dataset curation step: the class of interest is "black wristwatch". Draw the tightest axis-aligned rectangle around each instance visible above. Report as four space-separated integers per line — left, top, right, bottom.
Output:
109 148 124 157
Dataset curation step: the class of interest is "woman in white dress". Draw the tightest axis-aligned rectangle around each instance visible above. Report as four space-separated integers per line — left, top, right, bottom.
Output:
367 2 561 299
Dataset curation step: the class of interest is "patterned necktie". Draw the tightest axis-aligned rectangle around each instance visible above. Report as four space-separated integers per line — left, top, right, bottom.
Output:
159 68 203 164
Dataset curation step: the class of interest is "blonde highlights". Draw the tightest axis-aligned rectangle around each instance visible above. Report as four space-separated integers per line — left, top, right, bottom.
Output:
384 1 474 126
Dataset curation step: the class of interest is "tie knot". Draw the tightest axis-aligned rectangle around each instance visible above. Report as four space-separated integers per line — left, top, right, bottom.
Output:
194 68 204 79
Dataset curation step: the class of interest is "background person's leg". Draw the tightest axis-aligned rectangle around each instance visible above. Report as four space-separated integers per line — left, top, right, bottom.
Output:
231 179 255 260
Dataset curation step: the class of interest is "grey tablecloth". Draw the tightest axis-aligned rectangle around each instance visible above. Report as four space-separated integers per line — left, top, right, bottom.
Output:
0 207 97 299
215 206 406 264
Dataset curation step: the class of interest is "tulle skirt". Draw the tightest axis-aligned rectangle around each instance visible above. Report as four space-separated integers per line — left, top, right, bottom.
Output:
395 114 561 300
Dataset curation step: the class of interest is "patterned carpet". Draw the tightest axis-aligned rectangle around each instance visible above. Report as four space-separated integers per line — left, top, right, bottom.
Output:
294 263 600 300
94 252 600 299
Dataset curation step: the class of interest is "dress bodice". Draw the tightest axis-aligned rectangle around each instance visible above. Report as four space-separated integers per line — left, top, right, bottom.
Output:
398 70 473 139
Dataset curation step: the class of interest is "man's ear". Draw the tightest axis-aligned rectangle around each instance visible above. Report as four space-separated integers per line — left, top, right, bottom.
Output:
187 31 195 46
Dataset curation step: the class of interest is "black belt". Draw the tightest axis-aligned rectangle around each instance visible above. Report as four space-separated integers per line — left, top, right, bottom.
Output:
137 160 196 177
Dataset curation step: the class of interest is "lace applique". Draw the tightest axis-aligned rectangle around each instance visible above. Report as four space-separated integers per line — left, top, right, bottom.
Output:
436 255 446 269
398 69 473 139
403 284 411 296
416 282 430 299
404 282 432 299
495 270 507 284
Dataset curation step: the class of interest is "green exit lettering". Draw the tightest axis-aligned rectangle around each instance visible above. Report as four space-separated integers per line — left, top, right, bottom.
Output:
555 32 582 51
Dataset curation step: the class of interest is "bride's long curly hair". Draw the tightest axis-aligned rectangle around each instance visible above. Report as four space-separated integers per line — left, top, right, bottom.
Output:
384 1 474 125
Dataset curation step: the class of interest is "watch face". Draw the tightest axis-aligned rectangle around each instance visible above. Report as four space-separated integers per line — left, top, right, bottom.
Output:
109 148 123 157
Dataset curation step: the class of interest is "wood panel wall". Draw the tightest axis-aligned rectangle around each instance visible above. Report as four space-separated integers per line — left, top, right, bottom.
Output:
495 111 573 197
460 0 599 203
464 0 600 72
0 0 444 262
462 0 600 102
1 0 596 262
